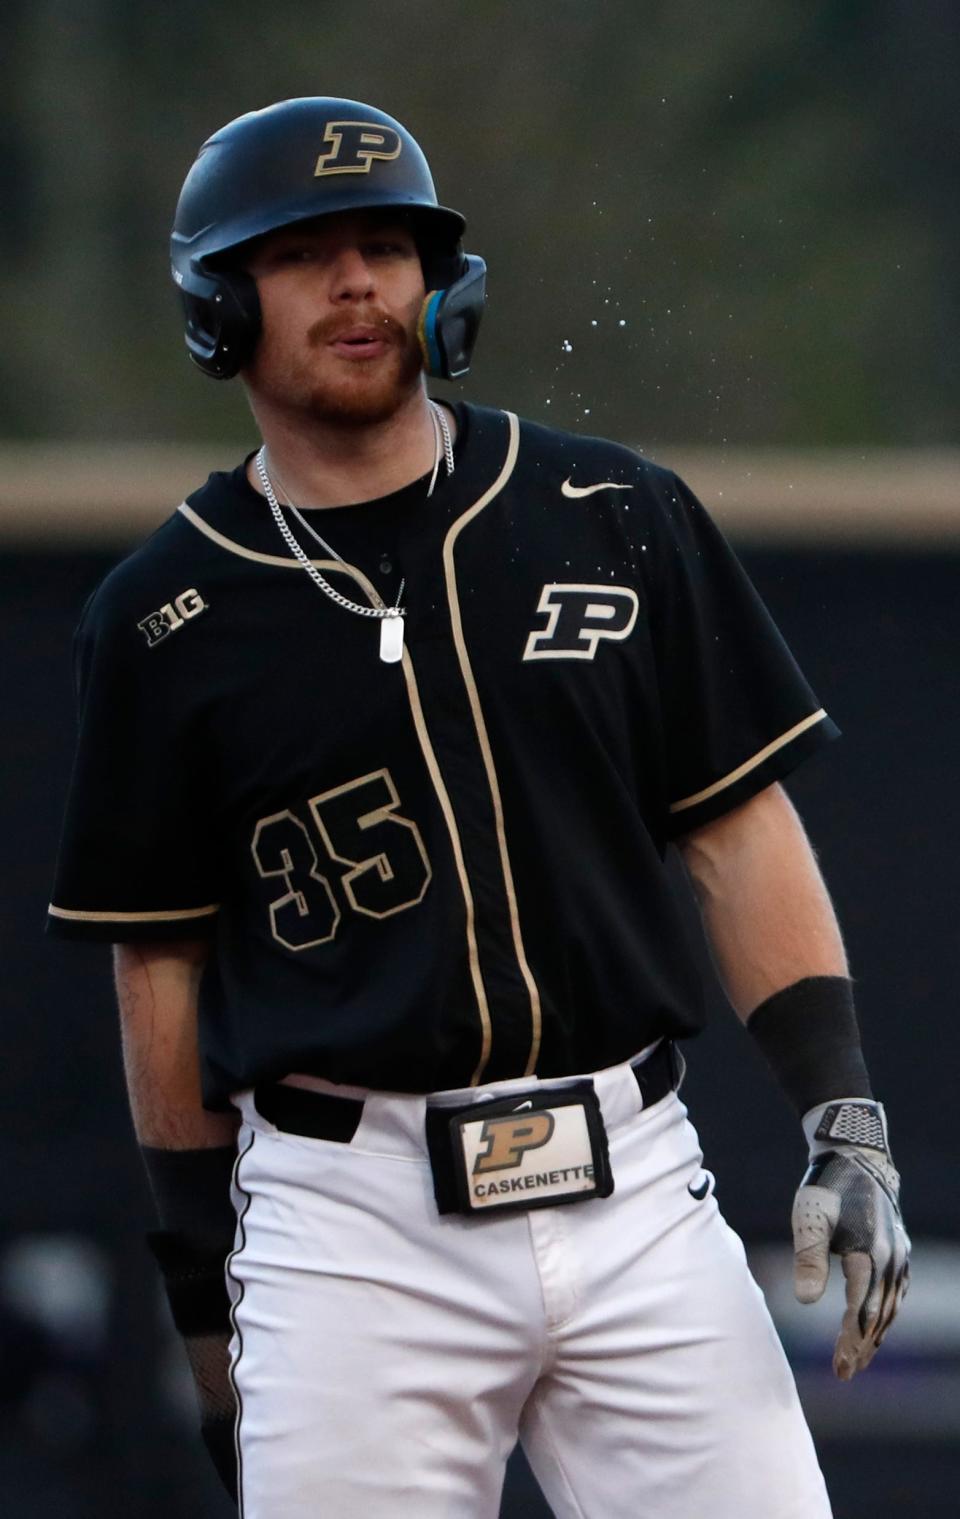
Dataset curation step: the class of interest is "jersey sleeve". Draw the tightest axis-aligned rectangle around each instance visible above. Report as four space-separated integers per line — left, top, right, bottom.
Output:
47 592 221 942
643 468 839 838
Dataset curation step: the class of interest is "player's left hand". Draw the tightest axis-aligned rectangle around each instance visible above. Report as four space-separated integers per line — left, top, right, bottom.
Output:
791 1099 910 1381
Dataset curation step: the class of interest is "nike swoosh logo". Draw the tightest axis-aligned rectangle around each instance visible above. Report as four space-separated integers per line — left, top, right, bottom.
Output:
561 478 633 499
687 1176 711 1201
513 1100 534 1112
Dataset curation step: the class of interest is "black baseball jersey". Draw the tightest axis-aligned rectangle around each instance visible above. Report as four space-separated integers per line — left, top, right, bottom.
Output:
48 403 838 1105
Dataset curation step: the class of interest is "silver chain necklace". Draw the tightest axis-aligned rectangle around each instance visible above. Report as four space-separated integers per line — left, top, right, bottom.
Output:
255 401 454 664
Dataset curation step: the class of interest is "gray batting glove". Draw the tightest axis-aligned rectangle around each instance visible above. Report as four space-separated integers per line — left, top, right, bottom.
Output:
792 1099 910 1381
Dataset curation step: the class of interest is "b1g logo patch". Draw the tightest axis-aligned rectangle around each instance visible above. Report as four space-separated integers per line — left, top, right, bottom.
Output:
522 583 639 661
137 588 207 647
314 121 402 177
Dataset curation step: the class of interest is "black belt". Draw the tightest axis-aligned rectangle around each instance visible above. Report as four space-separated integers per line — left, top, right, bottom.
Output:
253 1041 682 1147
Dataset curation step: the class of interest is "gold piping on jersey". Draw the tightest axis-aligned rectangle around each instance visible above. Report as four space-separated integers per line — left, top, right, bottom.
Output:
47 902 219 923
442 412 545 1082
178 499 494 1076
398 651 492 1084
177 503 389 587
669 709 830 814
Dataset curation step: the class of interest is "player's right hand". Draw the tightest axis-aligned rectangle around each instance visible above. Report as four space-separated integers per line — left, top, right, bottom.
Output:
790 1099 910 1381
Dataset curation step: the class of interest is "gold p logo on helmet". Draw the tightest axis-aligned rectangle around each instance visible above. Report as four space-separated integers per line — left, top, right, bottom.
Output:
314 121 402 177
472 1111 556 1175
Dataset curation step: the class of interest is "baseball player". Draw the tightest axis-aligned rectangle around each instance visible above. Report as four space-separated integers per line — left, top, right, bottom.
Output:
48 98 909 1518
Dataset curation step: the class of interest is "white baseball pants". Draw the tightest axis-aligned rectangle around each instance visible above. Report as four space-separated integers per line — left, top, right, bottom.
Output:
228 1056 832 1518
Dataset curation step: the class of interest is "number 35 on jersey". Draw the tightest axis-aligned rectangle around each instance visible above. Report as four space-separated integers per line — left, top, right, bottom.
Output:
251 768 432 951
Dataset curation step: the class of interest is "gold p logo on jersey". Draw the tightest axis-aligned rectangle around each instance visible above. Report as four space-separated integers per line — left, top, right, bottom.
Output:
472 1110 556 1174
314 121 402 177
523 583 639 661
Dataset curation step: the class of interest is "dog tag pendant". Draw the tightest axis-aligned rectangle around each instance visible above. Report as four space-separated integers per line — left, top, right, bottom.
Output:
379 612 404 664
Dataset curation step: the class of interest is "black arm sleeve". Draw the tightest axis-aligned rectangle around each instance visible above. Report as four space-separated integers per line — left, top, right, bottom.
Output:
644 470 839 837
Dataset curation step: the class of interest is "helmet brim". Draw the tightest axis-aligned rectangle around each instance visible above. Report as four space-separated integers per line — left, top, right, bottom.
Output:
175 196 465 273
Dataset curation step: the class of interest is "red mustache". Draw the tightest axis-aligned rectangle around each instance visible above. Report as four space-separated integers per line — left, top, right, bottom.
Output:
306 310 407 349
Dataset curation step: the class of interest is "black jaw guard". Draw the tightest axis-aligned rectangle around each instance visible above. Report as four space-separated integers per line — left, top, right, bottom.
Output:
417 255 487 380
174 262 262 380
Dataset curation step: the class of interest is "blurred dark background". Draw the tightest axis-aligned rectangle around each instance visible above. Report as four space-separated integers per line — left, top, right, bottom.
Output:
2 0 957 449
1 2 957 1515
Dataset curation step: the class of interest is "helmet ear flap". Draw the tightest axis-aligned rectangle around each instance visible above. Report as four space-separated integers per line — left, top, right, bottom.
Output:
177 265 261 379
417 254 486 380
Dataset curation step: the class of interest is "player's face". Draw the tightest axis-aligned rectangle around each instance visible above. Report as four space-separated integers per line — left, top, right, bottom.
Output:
242 211 426 426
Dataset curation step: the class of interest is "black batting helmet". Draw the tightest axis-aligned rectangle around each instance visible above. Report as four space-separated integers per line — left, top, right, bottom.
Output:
170 97 486 380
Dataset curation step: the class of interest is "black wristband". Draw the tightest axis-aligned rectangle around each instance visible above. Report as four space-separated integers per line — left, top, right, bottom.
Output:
746 976 873 1115
147 1230 233 1336
141 1144 238 1250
